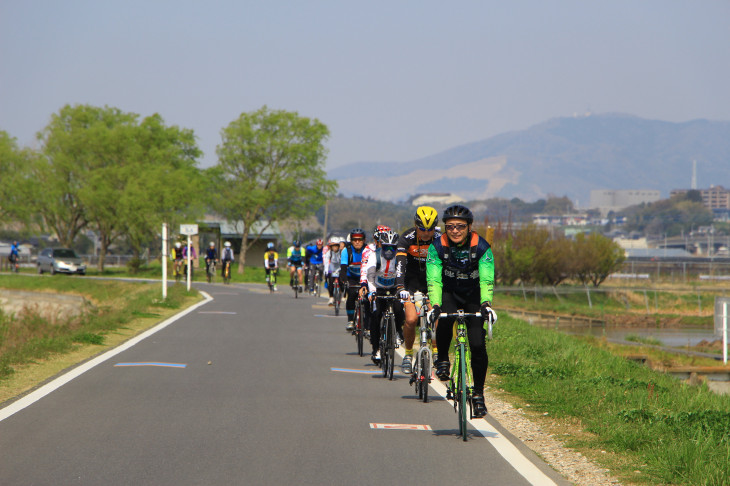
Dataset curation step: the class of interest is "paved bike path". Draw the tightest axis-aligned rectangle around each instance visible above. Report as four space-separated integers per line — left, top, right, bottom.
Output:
0 283 570 485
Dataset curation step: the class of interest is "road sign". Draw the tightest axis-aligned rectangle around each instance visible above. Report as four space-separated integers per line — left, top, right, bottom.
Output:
180 224 198 236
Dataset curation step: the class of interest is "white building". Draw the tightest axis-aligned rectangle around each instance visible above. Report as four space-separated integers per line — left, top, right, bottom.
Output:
590 189 661 216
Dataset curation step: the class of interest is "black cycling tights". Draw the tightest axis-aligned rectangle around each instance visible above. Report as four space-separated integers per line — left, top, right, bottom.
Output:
344 282 360 322
435 292 488 395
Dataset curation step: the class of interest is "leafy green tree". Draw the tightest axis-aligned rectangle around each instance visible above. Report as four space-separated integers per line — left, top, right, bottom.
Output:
117 114 203 265
33 105 101 246
0 131 35 225
209 106 337 273
572 232 625 287
35 105 202 270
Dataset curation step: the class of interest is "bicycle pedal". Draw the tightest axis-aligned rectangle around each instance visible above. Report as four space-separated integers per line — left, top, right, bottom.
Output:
446 390 454 400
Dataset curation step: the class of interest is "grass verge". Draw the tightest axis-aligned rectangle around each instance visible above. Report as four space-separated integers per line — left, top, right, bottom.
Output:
488 313 730 485
0 275 201 404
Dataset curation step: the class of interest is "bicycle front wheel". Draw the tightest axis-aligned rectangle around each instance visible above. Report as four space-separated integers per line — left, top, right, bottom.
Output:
355 301 364 357
419 347 431 403
334 284 340 316
386 315 395 380
458 342 468 441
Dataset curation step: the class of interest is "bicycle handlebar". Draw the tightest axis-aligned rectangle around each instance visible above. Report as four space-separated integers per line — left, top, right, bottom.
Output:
437 312 482 318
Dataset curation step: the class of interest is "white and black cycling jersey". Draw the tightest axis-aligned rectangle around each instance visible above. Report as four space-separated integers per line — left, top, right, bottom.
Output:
360 248 398 293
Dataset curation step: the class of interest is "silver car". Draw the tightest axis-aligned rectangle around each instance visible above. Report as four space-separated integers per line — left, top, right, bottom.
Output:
37 248 87 275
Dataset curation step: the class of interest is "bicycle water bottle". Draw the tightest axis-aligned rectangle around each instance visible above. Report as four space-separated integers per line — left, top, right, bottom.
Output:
413 291 424 315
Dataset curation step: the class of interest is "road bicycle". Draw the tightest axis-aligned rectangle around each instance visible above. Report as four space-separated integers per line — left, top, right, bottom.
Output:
266 268 278 292
206 260 217 283
438 310 483 441
222 260 232 285
291 269 302 298
409 291 433 403
353 293 365 357
376 291 401 381
308 264 323 297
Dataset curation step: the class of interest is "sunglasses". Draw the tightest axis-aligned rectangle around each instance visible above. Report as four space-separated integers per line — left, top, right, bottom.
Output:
416 226 435 232
382 245 397 252
351 237 365 242
445 223 468 232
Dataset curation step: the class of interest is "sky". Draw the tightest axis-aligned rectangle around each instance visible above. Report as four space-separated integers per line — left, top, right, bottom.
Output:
1 1 729 170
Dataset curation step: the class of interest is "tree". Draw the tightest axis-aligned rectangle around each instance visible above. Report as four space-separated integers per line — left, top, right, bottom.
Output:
210 107 337 273
33 105 102 247
572 232 625 287
34 104 203 270
0 131 35 225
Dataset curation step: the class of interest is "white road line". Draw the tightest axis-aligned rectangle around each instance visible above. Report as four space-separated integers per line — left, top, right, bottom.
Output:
395 347 558 486
0 292 214 423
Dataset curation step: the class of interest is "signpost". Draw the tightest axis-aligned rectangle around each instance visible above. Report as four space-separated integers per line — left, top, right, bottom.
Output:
162 224 168 299
180 224 198 291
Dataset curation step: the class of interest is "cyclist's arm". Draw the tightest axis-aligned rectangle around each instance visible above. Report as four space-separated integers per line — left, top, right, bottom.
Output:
395 233 408 289
479 247 495 304
273 252 279 267
426 243 443 307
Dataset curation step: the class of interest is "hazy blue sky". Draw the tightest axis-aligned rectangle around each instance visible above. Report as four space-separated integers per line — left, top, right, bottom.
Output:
2 1 729 169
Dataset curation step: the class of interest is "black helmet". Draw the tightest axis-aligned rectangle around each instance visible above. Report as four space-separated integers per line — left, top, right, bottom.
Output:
349 228 365 240
442 204 474 224
293 240 300 247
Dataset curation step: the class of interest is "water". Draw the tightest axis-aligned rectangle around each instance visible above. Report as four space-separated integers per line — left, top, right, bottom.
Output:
571 327 718 347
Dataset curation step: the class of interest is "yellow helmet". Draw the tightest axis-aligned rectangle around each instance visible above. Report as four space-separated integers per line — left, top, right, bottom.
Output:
414 206 439 230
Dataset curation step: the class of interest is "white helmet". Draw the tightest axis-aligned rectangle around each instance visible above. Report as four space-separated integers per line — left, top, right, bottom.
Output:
209 241 215 247
224 241 231 248
175 242 181 248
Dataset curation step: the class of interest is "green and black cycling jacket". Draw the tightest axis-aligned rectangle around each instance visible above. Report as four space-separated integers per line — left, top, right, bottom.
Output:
426 232 495 307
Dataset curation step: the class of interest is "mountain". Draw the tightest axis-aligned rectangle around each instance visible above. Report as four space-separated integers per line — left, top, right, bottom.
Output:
329 113 730 205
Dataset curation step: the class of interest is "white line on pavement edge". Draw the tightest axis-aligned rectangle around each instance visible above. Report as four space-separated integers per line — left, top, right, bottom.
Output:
0 291 214 423
395 347 558 486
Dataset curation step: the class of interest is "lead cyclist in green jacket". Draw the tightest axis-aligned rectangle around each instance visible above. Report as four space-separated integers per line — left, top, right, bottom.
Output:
426 204 496 418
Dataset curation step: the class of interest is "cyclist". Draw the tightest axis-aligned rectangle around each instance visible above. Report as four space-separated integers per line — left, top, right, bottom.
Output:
221 241 235 279
305 239 325 295
323 237 342 305
426 204 496 418
287 240 306 292
359 229 404 364
340 228 366 331
205 241 218 277
8 241 19 272
181 241 197 278
171 241 184 279
395 206 441 374
362 225 391 268
264 242 279 290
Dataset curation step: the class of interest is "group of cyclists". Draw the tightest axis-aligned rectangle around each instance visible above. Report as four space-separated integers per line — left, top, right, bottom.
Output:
171 240 235 281
283 204 497 418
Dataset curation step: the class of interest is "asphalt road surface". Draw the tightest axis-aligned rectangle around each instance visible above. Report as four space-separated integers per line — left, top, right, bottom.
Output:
0 282 571 485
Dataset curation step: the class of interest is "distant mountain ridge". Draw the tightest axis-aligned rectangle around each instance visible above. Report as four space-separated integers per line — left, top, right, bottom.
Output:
329 113 730 205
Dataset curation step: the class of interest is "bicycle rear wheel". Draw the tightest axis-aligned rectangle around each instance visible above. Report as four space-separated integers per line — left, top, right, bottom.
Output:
458 342 468 441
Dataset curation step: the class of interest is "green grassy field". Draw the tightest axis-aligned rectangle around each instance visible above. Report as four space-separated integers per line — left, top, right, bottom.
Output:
488 314 730 485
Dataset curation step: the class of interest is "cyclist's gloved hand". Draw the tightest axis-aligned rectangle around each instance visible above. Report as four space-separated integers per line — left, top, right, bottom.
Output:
428 304 441 325
399 289 410 301
480 302 497 324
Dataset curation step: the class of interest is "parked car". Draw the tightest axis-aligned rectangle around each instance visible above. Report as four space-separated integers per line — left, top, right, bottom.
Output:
37 248 87 275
